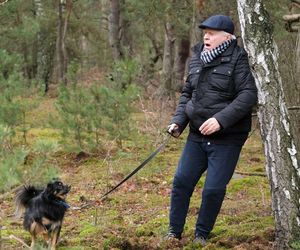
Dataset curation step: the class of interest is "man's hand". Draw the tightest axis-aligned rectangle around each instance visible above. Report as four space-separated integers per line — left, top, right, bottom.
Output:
199 118 221 135
167 123 180 138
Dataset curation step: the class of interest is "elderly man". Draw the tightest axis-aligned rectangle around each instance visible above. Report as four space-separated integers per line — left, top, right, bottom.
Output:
165 15 257 245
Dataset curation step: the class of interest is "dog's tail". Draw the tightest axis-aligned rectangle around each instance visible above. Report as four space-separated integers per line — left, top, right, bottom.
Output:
14 186 42 217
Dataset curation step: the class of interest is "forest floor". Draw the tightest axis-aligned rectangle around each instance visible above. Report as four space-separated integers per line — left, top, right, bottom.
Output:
0 96 275 249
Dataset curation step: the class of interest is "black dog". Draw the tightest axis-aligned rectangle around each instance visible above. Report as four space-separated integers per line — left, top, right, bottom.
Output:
15 180 71 250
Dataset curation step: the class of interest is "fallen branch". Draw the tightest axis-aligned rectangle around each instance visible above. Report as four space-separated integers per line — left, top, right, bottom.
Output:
283 13 300 21
2 235 30 249
235 171 267 177
71 203 92 210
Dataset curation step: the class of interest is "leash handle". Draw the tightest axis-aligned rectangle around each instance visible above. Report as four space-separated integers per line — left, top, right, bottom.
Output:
99 135 171 200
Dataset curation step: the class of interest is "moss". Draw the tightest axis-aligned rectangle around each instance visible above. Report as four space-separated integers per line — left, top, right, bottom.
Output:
213 215 274 241
227 177 260 194
135 226 154 237
78 222 101 238
291 241 300 250
102 235 132 250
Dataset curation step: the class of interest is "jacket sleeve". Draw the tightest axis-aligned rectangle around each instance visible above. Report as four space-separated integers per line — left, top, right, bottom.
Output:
213 50 258 129
170 79 192 132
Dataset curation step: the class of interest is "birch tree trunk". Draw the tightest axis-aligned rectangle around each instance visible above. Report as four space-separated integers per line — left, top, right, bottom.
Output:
237 0 300 248
108 0 123 60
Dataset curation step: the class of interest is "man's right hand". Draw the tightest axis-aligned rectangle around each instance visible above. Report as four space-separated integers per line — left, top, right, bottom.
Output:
167 123 180 138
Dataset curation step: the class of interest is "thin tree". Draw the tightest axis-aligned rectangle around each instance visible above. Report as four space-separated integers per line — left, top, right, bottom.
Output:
108 0 123 60
237 0 300 248
54 0 72 85
162 18 175 95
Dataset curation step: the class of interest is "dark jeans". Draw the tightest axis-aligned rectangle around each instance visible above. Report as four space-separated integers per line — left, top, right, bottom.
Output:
169 139 242 238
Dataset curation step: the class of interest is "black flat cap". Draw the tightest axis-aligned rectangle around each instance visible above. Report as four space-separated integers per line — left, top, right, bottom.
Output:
199 15 234 35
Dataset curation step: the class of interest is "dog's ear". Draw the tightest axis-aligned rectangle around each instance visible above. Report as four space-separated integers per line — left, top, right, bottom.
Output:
46 182 54 192
52 177 60 182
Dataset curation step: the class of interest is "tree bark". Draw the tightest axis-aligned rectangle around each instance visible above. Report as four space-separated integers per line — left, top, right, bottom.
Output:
108 0 123 60
172 36 190 91
296 27 300 76
162 21 175 95
33 0 46 90
237 0 300 248
53 0 72 85
190 0 204 46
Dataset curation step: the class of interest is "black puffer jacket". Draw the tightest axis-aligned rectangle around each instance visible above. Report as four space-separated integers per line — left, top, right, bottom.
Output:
171 40 257 145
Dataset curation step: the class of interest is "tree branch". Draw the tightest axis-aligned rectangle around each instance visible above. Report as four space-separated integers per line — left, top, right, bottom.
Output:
0 0 9 6
235 171 267 177
2 235 30 249
292 0 300 5
283 14 300 22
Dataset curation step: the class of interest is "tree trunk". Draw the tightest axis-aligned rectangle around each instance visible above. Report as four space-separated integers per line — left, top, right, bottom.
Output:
53 0 72 85
62 0 72 83
119 0 132 56
297 30 300 76
108 0 123 60
237 0 300 249
55 1 64 84
190 0 204 46
162 21 175 95
33 0 45 88
172 36 190 91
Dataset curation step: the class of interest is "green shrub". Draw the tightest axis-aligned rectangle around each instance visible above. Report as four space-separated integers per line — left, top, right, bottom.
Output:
0 49 40 143
0 125 59 192
53 82 139 152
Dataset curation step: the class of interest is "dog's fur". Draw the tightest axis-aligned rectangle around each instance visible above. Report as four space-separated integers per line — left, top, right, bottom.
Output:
15 180 71 250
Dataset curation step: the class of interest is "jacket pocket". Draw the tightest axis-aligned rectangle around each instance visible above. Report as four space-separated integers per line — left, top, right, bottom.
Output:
208 67 233 92
186 68 201 88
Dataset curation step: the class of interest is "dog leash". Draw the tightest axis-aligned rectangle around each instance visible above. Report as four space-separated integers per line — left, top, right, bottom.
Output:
98 134 172 201
70 134 172 210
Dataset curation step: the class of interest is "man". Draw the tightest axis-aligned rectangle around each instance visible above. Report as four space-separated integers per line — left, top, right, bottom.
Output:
165 15 257 245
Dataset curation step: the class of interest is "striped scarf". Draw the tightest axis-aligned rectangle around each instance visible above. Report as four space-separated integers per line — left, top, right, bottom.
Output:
200 39 234 64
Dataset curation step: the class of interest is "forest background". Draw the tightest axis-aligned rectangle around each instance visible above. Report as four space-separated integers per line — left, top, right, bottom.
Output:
0 0 299 249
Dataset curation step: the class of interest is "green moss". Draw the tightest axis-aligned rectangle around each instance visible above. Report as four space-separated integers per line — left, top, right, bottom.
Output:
78 222 101 238
227 177 260 194
291 241 300 250
135 226 154 237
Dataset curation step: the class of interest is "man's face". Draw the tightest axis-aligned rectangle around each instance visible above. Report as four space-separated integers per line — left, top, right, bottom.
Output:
203 29 231 51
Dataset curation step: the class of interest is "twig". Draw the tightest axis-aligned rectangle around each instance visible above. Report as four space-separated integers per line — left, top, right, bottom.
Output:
0 0 9 6
235 171 266 177
287 106 300 111
70 202 93 210
2 235 30 249
0 225 2 250
259 184 266 207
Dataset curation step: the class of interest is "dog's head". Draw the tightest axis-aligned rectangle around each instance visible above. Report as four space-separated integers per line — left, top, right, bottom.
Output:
46 180 71 201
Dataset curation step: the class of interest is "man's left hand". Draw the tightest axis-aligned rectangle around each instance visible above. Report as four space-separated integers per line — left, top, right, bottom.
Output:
199 118 221 135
